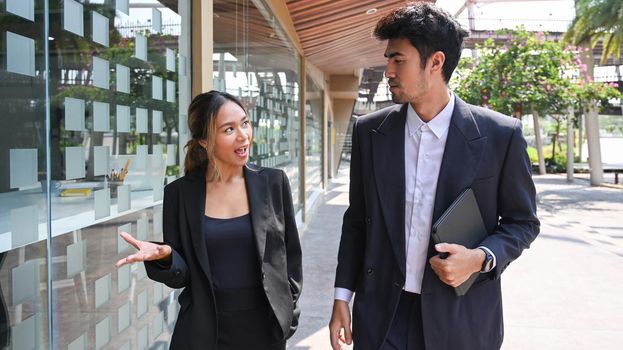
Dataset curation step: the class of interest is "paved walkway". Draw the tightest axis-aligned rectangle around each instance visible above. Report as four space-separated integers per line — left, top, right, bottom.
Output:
287 167 623 350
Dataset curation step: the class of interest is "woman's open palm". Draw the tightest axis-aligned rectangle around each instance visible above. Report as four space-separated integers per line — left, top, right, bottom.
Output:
115 231 172 268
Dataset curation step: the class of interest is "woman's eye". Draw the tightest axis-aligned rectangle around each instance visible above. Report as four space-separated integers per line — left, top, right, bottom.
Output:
225 127 234 133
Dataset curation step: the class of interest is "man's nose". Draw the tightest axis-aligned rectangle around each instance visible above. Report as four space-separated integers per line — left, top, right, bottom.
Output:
384 69 394 79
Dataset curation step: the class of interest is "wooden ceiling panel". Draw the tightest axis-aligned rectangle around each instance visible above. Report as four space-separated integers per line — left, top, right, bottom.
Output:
286 0 434 74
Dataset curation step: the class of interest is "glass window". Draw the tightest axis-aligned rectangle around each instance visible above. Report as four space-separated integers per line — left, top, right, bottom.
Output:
213 0 302 212
305 73 324 202
0 1 191 348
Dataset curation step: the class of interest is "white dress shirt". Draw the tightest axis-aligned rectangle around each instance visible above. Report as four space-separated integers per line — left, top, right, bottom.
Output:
335 93 495 301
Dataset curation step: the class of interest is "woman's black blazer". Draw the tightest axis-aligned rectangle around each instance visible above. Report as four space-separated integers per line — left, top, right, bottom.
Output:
144 164 303 349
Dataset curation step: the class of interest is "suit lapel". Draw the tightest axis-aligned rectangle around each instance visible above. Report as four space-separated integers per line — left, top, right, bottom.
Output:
432 97 487 224
182 169 213 282
244 166 269 264
372 104 407 277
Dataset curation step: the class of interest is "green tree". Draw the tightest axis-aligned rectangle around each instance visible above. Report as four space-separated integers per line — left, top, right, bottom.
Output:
564 0 623 65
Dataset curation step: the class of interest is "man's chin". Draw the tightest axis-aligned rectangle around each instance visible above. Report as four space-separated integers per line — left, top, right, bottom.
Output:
391 94 407 104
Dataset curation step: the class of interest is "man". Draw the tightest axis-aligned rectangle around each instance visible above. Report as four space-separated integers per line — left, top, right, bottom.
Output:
329 3 540 350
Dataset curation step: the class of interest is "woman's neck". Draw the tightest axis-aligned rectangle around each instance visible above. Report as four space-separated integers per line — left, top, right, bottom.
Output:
206 163 244 183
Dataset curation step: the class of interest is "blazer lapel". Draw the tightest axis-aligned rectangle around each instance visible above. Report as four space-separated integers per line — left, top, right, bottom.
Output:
244 166 269 264
432 97 487 224
182 169 213 282
372 104 407 277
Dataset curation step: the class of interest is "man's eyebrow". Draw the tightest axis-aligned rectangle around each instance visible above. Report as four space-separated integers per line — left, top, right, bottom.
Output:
384 51 404 58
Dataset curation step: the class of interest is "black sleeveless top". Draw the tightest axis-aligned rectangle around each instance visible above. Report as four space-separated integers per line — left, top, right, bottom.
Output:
202 214 262 289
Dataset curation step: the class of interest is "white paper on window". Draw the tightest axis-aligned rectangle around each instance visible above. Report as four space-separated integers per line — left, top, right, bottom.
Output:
63 0 84 37
10 205 38 248
179 114 188 135
117 264 131 293
12 260 39 305
152 311 164 338
137 327 148 350
118 302 132 333
137 216 149 241
153 110 163 134
167 80 176 102
153 211 163 235
117 223 132 253
135 145 148 170
67 240 86 278
6 32 35 77
116 0 129 15
152 8 162 33
12 314 38 350
93 101 110 132
95 274 111 308
167 301 177 325
9 148 38 189
93 146 109 177
92 57 109 89
152 76 163 100
7 0 35 21
94 188 111 219
95 317 111 350
116 64 130 94
117 185 130 213
116 104 131 133
65 97 85 131
136 108 149 133
166 48 176 72
152 144 163 167
137 290 148 318
92 11 109 46
68 334 86 350
166 144 176 166
65 146 85 180
153 283 163 303
153 179 164 202
179 55 187 76
135 34 147 61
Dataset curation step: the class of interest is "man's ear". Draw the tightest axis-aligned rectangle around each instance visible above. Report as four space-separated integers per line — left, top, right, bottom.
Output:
430 51 446 74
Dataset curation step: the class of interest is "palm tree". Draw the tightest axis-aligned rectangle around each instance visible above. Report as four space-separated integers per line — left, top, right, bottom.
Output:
564 0 623 65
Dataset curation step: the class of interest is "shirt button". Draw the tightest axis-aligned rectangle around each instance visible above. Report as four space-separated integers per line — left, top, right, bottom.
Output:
394 281 402 287
261 271 266 280
367 268 374 276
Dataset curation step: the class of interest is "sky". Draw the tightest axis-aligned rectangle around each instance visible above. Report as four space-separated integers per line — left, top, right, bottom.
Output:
436 0 576 32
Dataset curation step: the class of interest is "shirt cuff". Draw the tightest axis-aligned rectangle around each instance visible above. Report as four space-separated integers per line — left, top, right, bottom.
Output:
334 288 354 303
478 246 497 272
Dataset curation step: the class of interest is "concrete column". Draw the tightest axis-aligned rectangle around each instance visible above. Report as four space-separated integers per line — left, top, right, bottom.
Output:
329 74 359 176
192 0 213 97
531 107 546 175
586 103 604 185
566 106 575 182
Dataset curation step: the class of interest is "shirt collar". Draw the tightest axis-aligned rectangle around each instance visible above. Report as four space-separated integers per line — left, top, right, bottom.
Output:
406 92 455 139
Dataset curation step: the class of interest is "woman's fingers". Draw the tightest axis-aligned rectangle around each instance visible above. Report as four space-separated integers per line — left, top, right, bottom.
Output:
119 231 141 250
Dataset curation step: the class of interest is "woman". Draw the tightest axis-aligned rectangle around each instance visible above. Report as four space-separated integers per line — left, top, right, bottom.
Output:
116 91 302 350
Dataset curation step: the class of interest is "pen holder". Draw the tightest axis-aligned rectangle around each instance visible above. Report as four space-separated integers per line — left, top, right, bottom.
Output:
108 181 124 198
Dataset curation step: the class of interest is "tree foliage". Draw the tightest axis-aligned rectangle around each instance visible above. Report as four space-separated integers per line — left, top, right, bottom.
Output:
454 28 621 117
564 0 623 65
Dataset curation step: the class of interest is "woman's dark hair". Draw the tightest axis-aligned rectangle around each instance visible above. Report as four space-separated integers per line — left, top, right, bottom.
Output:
374 2 469 83
184 90 246 176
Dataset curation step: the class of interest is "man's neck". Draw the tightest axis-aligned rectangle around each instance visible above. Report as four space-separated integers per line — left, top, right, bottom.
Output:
410 87 451 122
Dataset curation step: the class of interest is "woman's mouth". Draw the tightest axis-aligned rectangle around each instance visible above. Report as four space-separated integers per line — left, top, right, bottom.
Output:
234 145 248 157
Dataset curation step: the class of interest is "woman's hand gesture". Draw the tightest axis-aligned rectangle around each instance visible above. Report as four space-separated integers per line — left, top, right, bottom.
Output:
115 231 172 268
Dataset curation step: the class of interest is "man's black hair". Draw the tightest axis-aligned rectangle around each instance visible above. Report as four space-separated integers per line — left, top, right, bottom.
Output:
374 2 469 83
